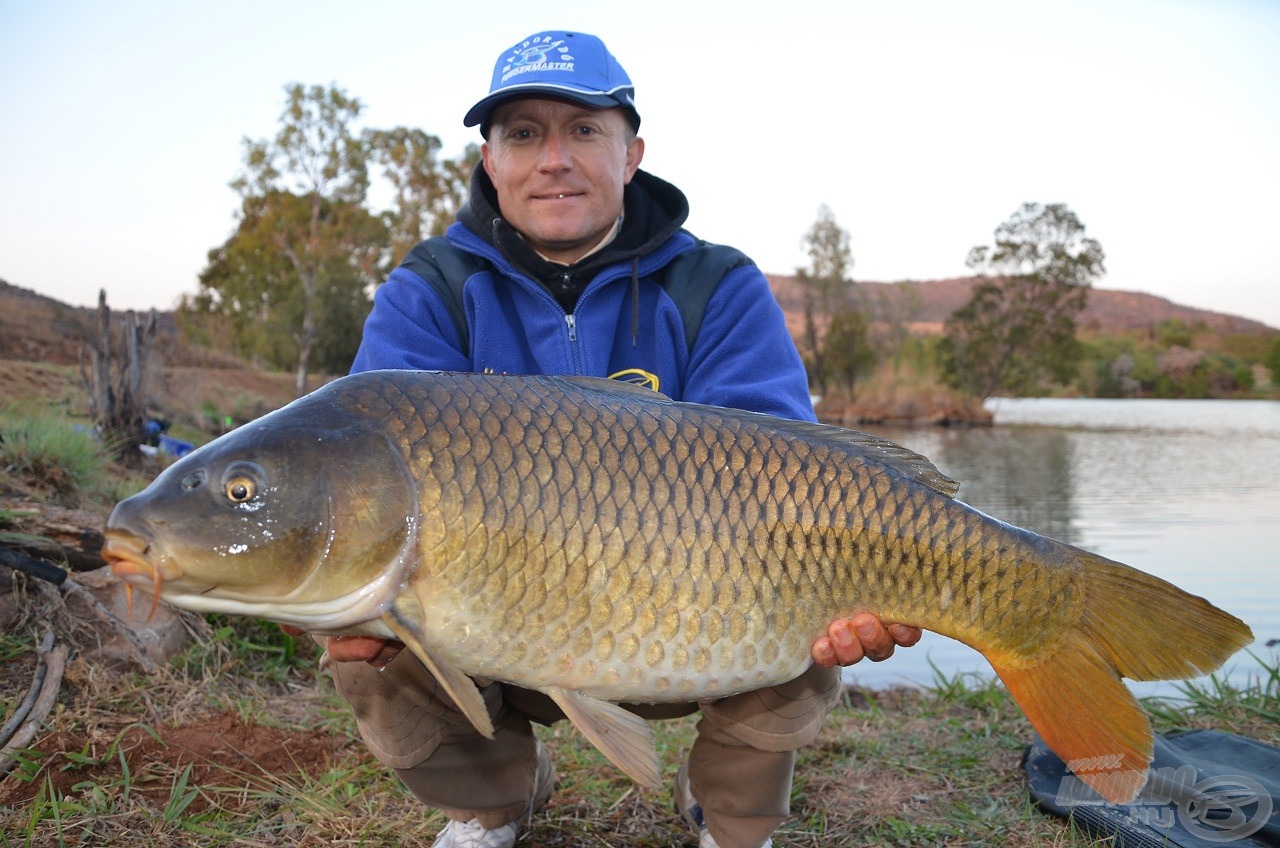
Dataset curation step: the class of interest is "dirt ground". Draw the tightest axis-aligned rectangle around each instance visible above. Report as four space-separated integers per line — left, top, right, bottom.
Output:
0 709 351 811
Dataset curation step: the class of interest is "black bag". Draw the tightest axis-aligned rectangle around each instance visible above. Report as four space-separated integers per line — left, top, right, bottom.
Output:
1023 730 1279 847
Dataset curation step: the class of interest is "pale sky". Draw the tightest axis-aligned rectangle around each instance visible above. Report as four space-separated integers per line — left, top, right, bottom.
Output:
3 0 1278 329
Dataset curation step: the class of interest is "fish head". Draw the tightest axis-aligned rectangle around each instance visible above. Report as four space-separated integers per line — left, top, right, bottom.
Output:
102 407 418 631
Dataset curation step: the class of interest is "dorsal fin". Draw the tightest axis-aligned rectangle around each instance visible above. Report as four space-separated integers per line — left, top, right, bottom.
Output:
560 375 675 403
820 424 960 497
723 411 962 498
562 380 961 500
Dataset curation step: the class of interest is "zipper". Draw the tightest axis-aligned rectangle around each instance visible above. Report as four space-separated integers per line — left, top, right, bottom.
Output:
565 314 578 343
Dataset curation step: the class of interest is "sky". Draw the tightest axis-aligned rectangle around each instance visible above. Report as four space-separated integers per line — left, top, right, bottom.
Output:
2 0 1279 329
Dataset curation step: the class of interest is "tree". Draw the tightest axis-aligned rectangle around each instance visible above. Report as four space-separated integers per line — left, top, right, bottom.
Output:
1265 335 1280 385
862 281 923 378
184 82 484 385
940 203 1105 399
795 205 870 396
825 308 876 398
191 190 386 374
434 144 482 237
368 129 480 264
231 83 374 395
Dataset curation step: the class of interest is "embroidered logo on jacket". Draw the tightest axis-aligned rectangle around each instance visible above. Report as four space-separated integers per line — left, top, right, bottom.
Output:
609 368 660 392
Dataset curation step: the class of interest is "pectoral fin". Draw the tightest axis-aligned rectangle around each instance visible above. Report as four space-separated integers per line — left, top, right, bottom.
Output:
544 686 660 789
381 607 494 739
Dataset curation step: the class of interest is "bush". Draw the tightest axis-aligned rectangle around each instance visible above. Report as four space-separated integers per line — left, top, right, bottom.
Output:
0 405 137 505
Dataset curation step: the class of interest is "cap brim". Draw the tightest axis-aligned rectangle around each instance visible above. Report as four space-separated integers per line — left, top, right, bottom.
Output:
464 85 628 128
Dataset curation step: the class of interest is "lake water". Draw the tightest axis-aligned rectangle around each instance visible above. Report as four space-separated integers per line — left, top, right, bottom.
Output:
840 397 1280 699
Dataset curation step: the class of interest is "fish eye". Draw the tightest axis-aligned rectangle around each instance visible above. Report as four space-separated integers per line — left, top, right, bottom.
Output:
225 477 256 503
220 462 266 506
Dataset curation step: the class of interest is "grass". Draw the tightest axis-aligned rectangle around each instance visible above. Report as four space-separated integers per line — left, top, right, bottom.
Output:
0 405 113 501
1143 651 1280 744
0 404 148 508
12 621 1275 847
817 359 991 425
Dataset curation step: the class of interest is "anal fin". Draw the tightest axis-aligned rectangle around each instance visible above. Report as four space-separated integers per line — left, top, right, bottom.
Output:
544 686 661 789
992 640 1151 804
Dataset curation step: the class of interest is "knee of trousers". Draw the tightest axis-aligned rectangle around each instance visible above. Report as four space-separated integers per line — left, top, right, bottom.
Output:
330 653 510 770
697 663 842 752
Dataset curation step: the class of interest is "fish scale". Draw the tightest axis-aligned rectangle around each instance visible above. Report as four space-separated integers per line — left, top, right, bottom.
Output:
103 369 1253 803
357 373 1092 693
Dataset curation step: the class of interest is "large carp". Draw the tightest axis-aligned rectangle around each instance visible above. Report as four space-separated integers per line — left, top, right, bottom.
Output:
103 370 1252 803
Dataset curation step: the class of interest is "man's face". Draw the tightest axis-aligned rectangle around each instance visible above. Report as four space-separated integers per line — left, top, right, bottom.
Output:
482 98 644 264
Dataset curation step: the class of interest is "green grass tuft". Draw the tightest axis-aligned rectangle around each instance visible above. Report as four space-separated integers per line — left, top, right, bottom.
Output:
0 403 148 506
1143 650 1280 744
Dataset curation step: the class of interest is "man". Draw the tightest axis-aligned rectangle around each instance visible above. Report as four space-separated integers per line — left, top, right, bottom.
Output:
324 30 919 848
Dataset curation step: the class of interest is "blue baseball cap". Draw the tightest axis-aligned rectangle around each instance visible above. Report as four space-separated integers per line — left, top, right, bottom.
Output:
464 30 640 136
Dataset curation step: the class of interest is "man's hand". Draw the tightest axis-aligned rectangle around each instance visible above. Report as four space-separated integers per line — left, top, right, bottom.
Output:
325 635 405 667
811 614 922 668
279 625 405 668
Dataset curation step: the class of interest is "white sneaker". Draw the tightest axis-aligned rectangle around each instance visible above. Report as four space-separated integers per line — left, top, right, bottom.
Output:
431 818 520 848
674 762 773 848
431 739 556 848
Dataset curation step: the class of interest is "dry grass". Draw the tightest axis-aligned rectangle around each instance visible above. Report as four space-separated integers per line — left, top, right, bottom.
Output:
816 361 992 427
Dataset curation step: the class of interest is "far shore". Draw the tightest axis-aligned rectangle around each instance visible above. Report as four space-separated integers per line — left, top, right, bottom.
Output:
814 393 995 428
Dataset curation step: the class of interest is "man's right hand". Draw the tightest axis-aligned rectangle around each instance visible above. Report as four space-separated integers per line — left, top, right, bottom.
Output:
327 635 405 667
280 626 405 668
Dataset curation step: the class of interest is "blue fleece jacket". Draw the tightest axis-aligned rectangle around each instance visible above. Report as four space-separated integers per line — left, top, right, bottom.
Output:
350 176 814 423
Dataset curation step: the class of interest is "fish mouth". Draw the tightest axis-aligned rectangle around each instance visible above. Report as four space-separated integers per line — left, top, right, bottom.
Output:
102 532 183 620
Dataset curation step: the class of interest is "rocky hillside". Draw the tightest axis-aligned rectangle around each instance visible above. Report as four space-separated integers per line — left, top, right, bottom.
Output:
0 278 302 427
766 274 1276 338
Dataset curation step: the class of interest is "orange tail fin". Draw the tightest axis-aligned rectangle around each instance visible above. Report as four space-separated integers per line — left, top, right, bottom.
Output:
991 552 1253 804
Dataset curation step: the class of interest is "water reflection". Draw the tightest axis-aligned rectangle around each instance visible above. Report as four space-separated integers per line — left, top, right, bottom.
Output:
840 398 1279 696
922 427 1080 546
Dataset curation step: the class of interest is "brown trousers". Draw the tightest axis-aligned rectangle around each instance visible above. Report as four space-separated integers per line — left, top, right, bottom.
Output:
331 655 841 848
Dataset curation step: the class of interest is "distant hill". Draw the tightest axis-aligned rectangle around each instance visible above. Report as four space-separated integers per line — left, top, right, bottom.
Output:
1 273 1274 372
0 278 303 430
0 278 236 369
767 274 1277 338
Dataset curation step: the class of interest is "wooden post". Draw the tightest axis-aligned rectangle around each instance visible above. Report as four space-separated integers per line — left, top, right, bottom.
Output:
78 289 158 460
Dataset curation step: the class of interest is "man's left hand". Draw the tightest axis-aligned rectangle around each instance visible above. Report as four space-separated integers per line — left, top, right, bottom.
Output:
811 614 922 668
